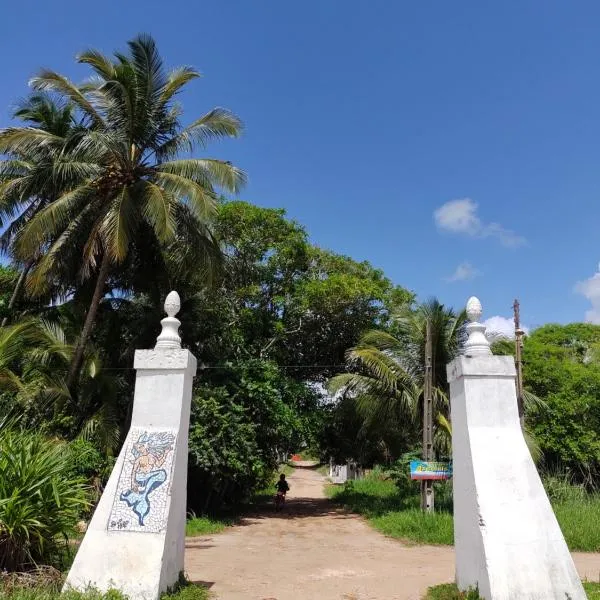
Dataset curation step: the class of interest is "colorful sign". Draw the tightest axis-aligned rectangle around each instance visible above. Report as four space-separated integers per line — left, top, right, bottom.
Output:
410 460 452 480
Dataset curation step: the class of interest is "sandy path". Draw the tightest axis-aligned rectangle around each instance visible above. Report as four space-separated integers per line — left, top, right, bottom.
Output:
185 468 599 600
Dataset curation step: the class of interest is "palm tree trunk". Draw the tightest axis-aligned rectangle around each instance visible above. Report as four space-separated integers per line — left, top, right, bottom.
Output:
1 260 33 327
66 252 111 393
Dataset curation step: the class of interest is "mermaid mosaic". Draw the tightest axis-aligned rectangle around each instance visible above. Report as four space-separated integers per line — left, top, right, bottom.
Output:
118 431 176 527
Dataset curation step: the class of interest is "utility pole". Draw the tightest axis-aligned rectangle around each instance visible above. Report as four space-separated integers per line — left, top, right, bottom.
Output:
421 319 434 513
513 299 525 429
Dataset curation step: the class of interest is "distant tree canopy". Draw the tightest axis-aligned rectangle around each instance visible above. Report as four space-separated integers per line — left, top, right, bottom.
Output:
519 324 600 485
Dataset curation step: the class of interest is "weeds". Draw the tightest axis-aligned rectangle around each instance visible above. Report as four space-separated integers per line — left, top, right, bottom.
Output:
328 472 600 551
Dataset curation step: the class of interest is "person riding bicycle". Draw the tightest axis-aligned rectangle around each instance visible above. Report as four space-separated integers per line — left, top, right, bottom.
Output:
275 473 290 496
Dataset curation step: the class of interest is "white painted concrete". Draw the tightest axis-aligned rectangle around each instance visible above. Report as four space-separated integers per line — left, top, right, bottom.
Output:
447 298 585 600
330 462 362 484
64 293 197 600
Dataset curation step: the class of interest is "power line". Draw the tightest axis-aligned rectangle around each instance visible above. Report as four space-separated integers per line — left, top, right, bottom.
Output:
98 363 349 372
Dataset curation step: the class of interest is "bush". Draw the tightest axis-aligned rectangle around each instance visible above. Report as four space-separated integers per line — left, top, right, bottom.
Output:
0 428 89 570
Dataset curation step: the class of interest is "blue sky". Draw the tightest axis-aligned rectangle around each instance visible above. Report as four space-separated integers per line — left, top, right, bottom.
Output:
2 1 600 332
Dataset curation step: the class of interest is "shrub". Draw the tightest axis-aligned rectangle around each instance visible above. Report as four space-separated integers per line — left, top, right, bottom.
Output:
0 428 89 570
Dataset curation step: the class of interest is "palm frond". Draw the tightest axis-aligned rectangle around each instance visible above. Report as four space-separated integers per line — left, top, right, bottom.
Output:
30 70 104 127
159 66 201 105
137 180 176 242
156 108 243 158
158 158 246 194
77 49 117 80
101 186 138 262
14 184 95 260
0 128 64 155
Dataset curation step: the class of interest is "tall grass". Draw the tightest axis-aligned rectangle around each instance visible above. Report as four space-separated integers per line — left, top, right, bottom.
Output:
544 474 600 552
327 475 454 546
327 471 600 551
0 428 89 570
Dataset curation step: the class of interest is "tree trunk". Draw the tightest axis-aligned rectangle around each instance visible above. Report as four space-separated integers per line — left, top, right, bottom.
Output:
1 260 33 328
66 252 111 393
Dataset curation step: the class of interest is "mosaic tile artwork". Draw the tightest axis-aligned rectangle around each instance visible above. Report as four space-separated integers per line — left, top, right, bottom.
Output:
108 428 177 533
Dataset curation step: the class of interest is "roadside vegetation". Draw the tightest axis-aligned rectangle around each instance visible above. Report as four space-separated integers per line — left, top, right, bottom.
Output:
327 467 600 551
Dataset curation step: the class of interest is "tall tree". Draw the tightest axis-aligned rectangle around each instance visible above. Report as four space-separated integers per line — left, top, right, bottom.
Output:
0 35 245 390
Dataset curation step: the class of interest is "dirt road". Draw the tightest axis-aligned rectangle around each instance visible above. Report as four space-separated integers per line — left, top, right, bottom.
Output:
184 467 599 600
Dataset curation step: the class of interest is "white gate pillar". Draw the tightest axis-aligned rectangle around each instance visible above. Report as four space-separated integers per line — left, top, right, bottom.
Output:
447 297 585 600
65 291 197 600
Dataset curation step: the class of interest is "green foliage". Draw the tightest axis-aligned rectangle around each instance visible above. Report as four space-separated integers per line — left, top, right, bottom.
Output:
327 469 600 551
425 582 600 599
585 582 600 599
327 474 454 545
0 426 89 570
423 584 481 600
186 515 233 536
160 582 209 600
190 200 411 382
371 509 454 546
0 266 17 322
328 299 465 465
521 324 600 485
0 589 127 600
187 359 320 512
188 384 264 512
0 579 210 600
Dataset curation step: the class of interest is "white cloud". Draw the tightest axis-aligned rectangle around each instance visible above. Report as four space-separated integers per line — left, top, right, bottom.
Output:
434 198 526 248
445 262 480 283
483 316 530 340
574 263 600 324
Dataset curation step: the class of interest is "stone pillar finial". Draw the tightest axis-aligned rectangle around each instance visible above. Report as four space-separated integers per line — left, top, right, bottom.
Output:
464 296 491 356
155 291 181 350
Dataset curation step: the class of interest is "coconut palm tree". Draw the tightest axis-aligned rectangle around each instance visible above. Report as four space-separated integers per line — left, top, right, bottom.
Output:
329 299 466 456
330 298 544 461
0 93 79 326
0 34 246 390
0 315 126 455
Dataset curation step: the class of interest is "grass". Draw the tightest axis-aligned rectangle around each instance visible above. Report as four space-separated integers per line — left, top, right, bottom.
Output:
0 572 209 600
316 464 330 477
279 463 294 477
585 582 600 599
327 476 453 545
423 584 480 599
371 509 453 545
186 515 234 536
424 582 600 599
327 474 600 551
